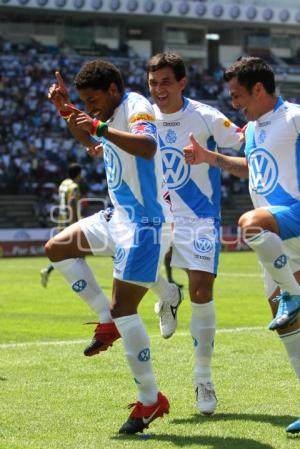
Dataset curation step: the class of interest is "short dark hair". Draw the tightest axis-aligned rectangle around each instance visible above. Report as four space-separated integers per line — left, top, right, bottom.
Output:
74 59 124 93
68 163 81 180
224 57 275 94
147 52 186 81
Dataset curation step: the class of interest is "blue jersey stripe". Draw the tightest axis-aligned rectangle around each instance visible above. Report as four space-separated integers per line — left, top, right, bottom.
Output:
176 178 219 218
265 183 298 207
274 96 284 112
136 156 164 222
244 122 256 159
113 180 146 221
123 224 161 282
268 203 300 240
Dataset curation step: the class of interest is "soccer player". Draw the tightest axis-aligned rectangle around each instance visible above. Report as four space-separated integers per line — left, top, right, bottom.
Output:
46 73 181 358
40 163 82 287
147 52 242 415
184 56 300 434
46 59 175 434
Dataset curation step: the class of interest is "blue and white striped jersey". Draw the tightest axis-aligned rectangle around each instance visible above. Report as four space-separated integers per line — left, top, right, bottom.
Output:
101 92 172 224
154 97 241 219
245 97 300 209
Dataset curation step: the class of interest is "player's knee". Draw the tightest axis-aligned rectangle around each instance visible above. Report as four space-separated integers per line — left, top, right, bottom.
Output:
44 238 63 262
191 285 213 302
238 211 262 238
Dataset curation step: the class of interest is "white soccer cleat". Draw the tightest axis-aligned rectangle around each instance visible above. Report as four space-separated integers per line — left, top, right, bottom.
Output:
154 284 183 339
40 268 49 288
195 382 218 415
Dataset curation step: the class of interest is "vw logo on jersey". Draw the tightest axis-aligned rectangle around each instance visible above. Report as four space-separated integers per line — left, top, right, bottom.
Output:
72 279 87 292
248 148 279 196
258 129 266 144
138 348 150 362
166 129 177 144
193 237 213 253
161 147 190 190
114 247 126 265
103 144 122 191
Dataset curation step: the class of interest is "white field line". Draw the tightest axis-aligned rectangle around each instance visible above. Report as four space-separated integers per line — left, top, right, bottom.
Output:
0 326 265 350
218 272 262 277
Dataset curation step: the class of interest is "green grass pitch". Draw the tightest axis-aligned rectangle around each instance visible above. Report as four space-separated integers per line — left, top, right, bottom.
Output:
0 253 299 449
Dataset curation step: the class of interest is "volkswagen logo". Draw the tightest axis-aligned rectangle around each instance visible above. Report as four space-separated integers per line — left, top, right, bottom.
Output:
114 247 126 265
248 148 278 196
194 237 213 253
104 144 122 191
138 348 150 361
161 147 190 190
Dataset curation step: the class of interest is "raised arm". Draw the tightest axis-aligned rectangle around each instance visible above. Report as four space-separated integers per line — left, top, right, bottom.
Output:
184 133 249 179
48 72 96 148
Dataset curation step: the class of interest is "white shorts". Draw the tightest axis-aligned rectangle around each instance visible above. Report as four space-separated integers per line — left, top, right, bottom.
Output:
78 211 115 257
79 211 172 285
171 216 221 274
262 237 300 298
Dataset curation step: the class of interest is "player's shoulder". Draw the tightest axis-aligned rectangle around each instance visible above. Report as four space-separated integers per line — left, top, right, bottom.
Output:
283 100 300 117
59 178 72 188
278 100 300 132
126 91 153 109
125 91 155 120
186 98 224 119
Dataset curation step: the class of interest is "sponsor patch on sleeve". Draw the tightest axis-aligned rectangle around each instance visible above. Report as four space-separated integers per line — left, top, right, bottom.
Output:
223 119 233 128
129 113 155 125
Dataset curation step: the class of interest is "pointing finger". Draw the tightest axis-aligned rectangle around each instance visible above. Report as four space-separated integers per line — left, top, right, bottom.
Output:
55 71 67 93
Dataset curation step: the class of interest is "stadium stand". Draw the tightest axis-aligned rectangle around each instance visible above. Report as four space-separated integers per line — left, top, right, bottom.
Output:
1 1 299 230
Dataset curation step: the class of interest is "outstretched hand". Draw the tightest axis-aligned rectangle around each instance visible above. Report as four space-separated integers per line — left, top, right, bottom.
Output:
184 133 208 165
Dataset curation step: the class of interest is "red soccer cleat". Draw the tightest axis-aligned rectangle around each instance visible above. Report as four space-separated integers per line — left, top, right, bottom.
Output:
84 322 121 357
119 392 170 434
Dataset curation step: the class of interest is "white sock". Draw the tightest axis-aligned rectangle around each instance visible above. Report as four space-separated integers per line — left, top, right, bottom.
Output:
246 231 300 295
280 329 300 379
190 301 216 384
52 258 112 323
114 314 158 405
151 275 178 304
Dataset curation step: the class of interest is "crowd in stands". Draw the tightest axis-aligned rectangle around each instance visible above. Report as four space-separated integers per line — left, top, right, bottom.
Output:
2 38 297 225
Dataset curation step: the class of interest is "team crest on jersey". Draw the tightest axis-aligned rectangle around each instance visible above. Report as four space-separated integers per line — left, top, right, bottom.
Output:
193 237 213 253
161 147 190 190
258 129 266 144
248 148 279 196
166 129 177 144
103 144 122 191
